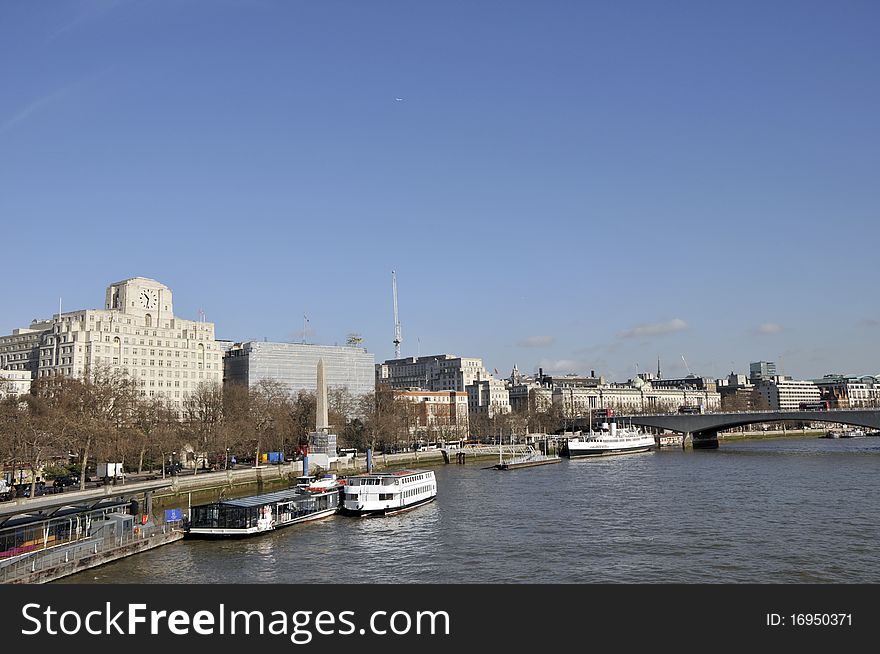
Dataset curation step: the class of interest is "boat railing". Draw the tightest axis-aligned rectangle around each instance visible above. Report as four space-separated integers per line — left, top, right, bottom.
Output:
454 444 531 456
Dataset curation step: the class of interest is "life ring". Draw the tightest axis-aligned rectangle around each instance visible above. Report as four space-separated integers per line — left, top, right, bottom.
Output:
133 526 140 535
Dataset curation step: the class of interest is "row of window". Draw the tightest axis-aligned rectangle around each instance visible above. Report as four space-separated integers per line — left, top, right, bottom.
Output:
401 473 431 484
36 367 218 381
402 485 433 498
0 352 34 360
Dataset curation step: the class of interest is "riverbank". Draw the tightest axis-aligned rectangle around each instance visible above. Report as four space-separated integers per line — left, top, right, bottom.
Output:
4 525 183 584
148 446 503 512
3 447 506 584
55 433 880 584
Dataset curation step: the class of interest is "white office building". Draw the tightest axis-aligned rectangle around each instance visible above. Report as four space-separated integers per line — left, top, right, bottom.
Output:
224 341 375 397
753 376 821 411
3 277 225 407
467 377 511 419
377 354 493 392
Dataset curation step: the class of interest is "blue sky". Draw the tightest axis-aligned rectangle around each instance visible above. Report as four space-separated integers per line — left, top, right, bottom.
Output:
1 0 878 382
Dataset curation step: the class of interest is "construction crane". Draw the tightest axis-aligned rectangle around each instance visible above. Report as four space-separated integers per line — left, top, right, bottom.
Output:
392 270 402 358
681 354 693 376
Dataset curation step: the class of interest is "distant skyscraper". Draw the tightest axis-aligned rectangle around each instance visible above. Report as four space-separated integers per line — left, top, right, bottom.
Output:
749 361 777 382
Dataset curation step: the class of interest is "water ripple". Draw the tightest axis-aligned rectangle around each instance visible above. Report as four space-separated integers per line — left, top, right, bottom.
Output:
60 437 880 584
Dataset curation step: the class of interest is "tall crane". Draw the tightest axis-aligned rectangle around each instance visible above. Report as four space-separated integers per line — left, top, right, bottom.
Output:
392 270 402 359
681 354 693 376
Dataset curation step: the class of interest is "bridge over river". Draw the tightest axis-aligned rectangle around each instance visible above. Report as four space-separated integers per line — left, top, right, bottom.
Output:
573 409 880 448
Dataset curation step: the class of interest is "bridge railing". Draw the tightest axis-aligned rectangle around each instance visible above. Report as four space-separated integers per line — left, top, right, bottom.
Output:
620 407 880 418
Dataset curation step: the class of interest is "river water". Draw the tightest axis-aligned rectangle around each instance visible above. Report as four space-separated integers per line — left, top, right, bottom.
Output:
58 435 880 583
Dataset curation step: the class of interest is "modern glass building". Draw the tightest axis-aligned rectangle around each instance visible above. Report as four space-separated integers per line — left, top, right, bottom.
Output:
223 341 375 397
749 361 778 382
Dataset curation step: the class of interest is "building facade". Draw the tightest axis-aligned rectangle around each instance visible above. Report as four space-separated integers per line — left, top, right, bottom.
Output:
224 341 375 397
0 321 53 375
753 376 820 410
749 361 778 383
376 354 491 392
466 377 511 419
813 374 880 408
395 389 469 440
2 277 224 408
552 382 721 416
646 374 717 393
0 369 32 399
715 373 756 411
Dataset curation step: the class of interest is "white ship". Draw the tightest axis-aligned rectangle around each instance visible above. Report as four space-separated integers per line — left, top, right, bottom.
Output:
341 469 436 516
560 421 655 458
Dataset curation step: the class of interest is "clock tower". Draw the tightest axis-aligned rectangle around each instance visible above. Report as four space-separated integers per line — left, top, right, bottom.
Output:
105 277 173 321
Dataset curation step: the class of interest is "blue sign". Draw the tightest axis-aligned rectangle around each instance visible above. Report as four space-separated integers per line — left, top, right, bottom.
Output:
165 508 183 522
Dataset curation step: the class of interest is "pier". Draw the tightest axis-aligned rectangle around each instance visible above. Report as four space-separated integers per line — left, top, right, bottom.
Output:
492 455 562 470
0 480 182 584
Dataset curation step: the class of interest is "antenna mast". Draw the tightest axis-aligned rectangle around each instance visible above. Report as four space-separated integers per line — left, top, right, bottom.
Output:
392 270 402 358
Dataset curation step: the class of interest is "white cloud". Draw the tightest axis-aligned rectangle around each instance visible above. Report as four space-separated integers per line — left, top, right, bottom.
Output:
618 318 688 340
755 323 784 335
516 335 556 348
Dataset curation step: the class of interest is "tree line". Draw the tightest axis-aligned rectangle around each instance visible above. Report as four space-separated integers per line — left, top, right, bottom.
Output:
0 369 514 498
1 369 586 499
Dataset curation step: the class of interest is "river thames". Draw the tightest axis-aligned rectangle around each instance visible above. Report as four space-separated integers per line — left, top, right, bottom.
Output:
59 435 880 583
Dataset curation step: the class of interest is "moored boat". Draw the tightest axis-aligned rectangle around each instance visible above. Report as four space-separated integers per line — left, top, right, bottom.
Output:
560 421 655 458
186 482 341 537
656 433 684 448
341 469 436 517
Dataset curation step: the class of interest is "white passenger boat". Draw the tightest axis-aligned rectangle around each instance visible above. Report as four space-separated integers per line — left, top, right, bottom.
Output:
186 482 341 537
341 469 436 517
560 421 655 458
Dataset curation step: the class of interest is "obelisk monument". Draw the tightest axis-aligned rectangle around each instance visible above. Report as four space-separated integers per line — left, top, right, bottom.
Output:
316 357 329 432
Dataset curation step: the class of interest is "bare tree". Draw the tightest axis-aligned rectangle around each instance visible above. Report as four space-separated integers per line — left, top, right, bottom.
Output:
182 381 224 474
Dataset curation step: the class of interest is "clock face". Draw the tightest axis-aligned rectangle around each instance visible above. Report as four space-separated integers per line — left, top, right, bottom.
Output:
139 289 157 309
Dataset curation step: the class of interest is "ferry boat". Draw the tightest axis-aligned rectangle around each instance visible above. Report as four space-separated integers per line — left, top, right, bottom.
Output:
186 482 341 537
560 421 656 458
341 469 436 517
